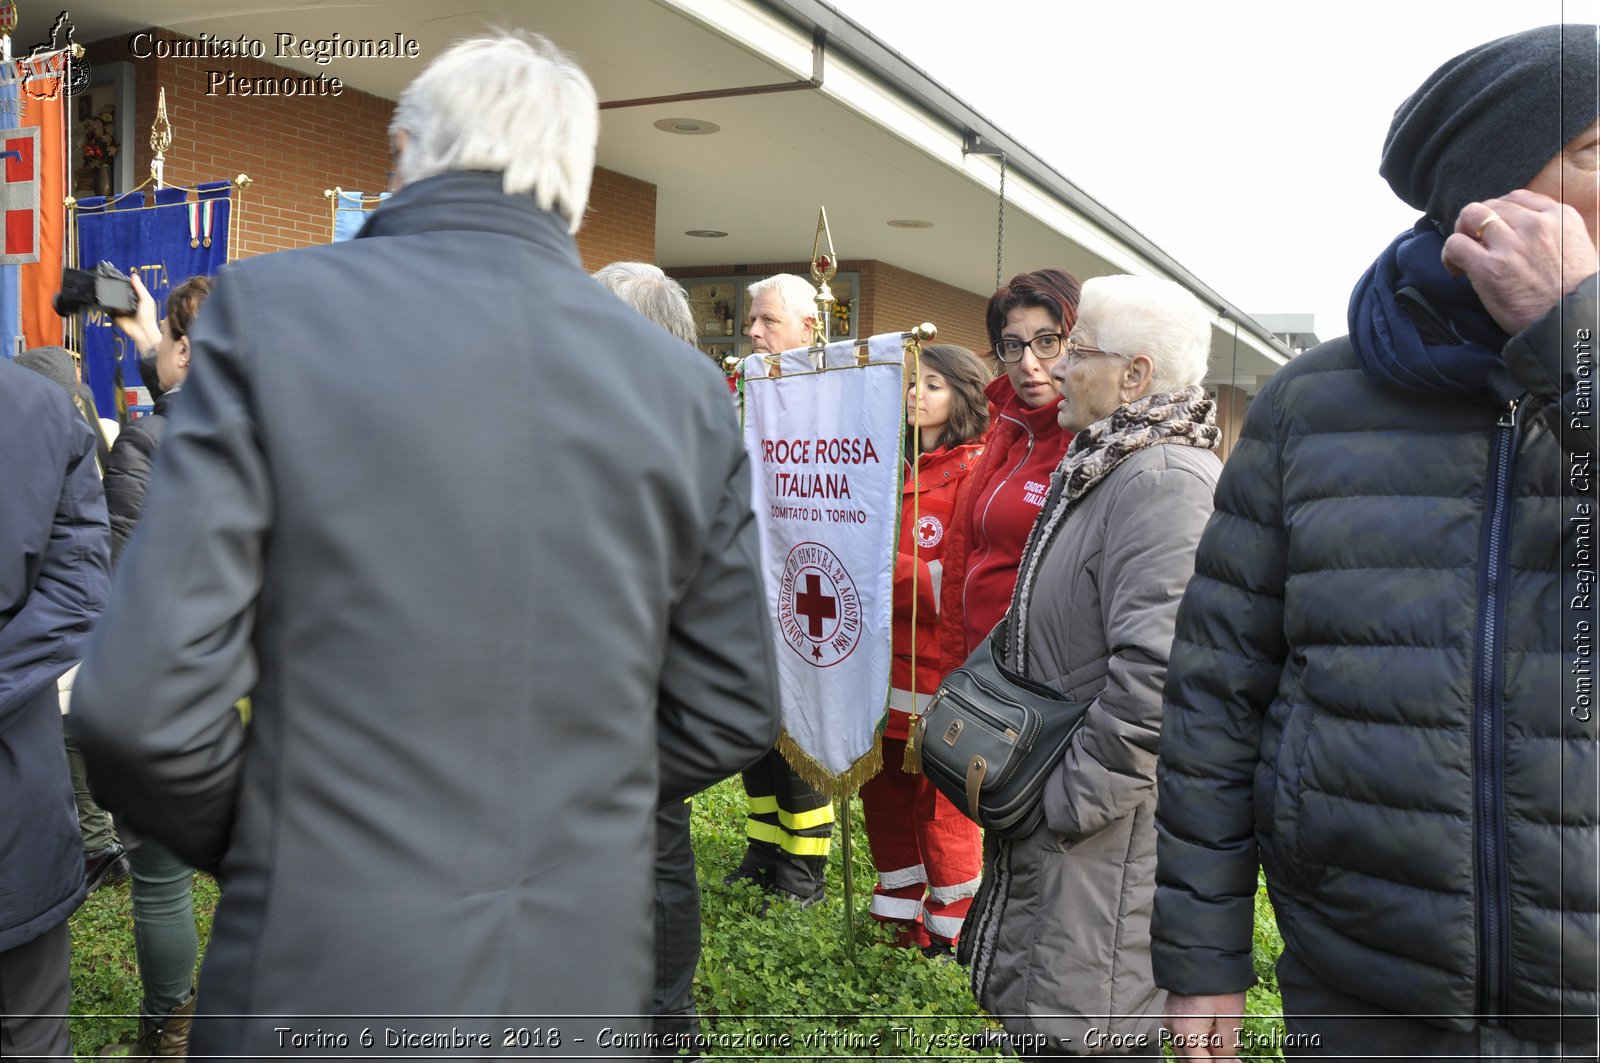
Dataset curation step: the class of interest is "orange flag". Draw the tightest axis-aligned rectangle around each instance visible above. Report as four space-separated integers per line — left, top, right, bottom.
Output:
18 51 65 350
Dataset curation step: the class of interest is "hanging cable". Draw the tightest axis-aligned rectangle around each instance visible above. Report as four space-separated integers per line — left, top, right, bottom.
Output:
1228 318 1241 458
995 152 1007 291
963 131 1008 292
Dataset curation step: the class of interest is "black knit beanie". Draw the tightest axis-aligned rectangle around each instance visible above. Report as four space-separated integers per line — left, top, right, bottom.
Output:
1381 23 1598 230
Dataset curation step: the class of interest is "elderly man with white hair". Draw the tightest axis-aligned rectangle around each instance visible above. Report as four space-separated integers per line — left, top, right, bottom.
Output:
592 259 718 1050
959 273 1222 1055
722 271 838 909
73 32 779 1055
593 261 698 346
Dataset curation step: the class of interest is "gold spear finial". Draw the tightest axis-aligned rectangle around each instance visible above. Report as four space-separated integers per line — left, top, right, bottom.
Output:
150 86 172 189
809 207 837 348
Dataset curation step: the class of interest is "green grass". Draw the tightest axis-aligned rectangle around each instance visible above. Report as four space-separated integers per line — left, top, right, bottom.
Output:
688 777 1000 1059
68 871 219 1057
68 779 1286 1060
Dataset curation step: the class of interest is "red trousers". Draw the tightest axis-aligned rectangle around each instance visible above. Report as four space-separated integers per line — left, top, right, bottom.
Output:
860 736 982 946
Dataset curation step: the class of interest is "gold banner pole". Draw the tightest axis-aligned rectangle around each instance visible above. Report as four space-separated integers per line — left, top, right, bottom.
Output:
149 86 170 191
775 204 944 963
323 186 343 243
809 207 836 352
901 322 936 774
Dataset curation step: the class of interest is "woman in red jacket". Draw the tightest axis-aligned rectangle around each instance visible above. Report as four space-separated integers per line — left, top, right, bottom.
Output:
935 269 1081 674
862 343 989 955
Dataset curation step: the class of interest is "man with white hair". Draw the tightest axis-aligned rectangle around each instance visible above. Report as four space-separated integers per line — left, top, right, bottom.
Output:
592 260 713 1050
593 261 697 345
723 272 837 908
74 32 779 1055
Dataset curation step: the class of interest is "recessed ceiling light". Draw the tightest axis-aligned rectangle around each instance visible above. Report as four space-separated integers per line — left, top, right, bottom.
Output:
654 118 721 135
685 229 728 238
887 218 934 229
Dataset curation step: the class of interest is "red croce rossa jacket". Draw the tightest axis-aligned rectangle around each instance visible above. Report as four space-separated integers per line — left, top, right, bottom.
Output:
935 374 1073 676
888 439 984 738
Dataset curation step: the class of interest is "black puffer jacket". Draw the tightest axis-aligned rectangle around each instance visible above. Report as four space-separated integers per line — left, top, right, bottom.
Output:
1152 276 1597 1043
103 385 177 566
0 360 108 953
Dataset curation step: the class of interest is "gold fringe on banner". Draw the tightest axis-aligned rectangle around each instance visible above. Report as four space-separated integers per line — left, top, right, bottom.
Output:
775 729 883 803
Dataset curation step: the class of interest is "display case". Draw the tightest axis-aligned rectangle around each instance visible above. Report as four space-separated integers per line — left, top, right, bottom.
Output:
676 272 859 370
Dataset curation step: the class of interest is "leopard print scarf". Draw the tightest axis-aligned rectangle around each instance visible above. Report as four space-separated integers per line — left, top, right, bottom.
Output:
1007 384 1220 667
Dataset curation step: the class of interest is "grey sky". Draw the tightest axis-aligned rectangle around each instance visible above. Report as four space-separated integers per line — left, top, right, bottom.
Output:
842 0 1597 342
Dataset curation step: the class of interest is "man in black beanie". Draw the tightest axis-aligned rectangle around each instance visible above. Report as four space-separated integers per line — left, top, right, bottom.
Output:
1153 24 1597 1060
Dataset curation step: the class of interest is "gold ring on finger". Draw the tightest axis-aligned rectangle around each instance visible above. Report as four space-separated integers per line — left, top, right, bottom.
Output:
1475 212 1503 240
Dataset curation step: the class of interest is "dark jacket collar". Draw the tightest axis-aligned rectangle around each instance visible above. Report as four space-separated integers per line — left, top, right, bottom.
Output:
1348 219 1516 405
356 170 582 269
152 381 181 417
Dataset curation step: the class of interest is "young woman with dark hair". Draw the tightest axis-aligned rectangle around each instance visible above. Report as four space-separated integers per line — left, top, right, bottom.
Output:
100 270 215 1060
862 343 991 955
935 268 1082 673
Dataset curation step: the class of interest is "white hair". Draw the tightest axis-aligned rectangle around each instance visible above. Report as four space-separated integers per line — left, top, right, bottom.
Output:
592 262 696 345
746 273 817 325
389 30 598 233
1075 275 1212 393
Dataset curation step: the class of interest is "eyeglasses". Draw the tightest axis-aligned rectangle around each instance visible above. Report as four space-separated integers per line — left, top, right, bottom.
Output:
993 333 1065 363
1063 337 1128 363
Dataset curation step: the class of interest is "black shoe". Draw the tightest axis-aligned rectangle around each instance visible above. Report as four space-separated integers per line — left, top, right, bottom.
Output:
921 941 956 963
84 843 129 893
774 885 825 909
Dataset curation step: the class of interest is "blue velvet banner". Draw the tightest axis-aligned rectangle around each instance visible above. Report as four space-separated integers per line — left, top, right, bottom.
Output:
75 182 230 414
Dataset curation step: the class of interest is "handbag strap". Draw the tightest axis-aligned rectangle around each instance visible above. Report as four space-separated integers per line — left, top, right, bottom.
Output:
964 755 988 822
1006 473 1074 670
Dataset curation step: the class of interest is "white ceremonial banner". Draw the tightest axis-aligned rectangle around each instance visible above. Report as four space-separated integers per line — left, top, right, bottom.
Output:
741 333 907 789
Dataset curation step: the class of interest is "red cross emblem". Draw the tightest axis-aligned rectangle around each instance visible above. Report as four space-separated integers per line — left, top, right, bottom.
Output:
776 541 861 668
796 572 837 641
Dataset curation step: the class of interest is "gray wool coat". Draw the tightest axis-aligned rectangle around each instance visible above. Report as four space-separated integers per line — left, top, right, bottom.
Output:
72 171 780 1057
963 441 1219 1056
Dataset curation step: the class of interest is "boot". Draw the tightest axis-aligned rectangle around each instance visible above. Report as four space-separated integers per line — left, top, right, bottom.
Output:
129 993 195 1061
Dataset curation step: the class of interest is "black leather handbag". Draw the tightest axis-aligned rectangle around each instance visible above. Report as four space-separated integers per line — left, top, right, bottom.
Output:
916 616 1088 839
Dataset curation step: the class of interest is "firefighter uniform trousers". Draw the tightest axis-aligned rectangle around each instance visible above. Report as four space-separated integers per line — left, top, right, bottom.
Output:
737 749 833 897
860 735 981 946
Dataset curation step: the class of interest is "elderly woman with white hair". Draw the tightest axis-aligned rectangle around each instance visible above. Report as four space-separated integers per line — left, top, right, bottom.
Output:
961 274 1221 1056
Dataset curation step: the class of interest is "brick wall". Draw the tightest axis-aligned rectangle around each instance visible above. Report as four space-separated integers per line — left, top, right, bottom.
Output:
87 33 393 255
868 261 989 357
85 32 653 264
577 168 656 269
668 259 992 359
